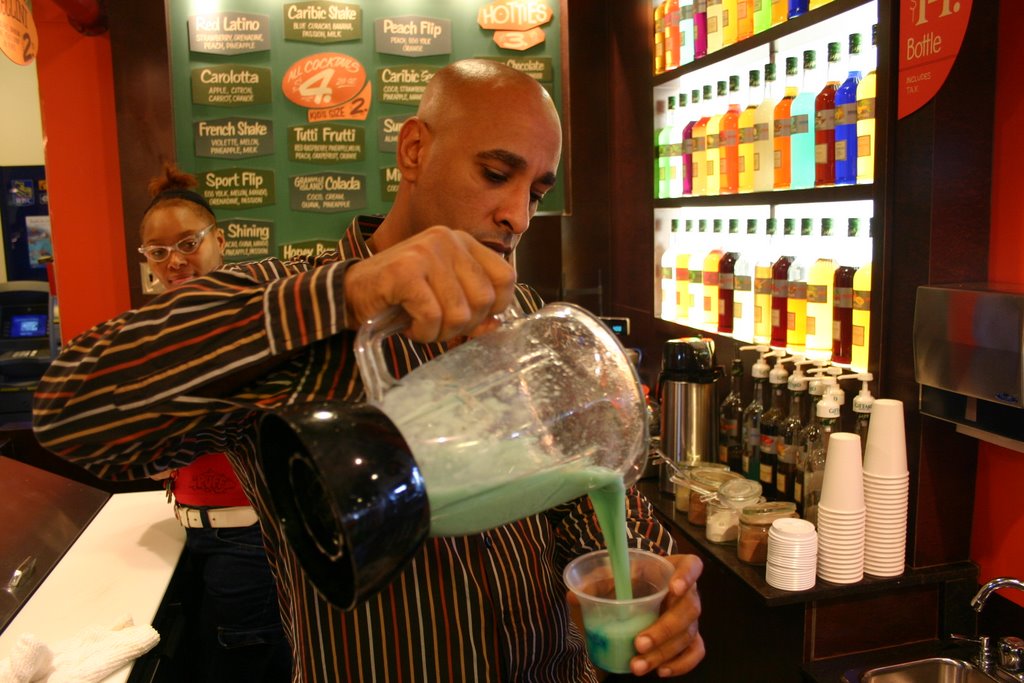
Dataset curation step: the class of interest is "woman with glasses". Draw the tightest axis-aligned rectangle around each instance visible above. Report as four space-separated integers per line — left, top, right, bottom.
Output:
140 164 290 683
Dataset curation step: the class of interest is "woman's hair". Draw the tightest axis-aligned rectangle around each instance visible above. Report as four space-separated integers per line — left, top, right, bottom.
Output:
140 162 216 238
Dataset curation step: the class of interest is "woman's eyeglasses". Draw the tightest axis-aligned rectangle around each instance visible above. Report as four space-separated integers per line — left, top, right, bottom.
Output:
138 223 215 262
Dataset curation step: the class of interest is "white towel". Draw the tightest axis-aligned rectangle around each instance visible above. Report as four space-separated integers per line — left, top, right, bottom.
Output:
0 614 159 683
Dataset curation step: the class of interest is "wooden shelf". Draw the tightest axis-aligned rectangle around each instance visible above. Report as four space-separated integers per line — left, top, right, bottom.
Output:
654 183 874 208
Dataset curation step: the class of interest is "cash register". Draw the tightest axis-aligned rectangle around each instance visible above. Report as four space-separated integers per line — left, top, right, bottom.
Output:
0 281 56 421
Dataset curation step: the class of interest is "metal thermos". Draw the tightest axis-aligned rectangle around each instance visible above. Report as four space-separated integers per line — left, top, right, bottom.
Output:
658 338 724 494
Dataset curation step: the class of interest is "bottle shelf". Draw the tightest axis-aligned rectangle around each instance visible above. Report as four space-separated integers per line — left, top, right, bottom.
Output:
654 183 873 209
653 0 875 86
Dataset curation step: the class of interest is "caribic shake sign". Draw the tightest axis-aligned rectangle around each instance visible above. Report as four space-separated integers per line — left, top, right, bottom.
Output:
898 0 972 119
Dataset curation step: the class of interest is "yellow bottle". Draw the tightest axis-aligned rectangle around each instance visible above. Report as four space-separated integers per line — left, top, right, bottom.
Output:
707 0 724 53
852 262 872 370
688 219 709 323
786 218 812 352
703 219 725 327
806 218 837 357
675 219 695 321
753 217 777 343
738 68 759 193
857 24 878 184
705 80 727 196
722 0 738 48
692 85 713 196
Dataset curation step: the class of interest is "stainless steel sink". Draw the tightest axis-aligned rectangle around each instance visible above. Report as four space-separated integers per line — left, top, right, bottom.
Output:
843 657 1000 683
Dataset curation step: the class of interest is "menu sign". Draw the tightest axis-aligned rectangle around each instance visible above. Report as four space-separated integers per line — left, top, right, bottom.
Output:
477 0 553 50
188 12 270 55
378 65 439 105
290 172 367 212
898 0 972 119
194 117 275 159
377 114 412 152
199 168 276 208
223 217 274 261
374 16 452 57
288 123 365 163
482 56 553 82
0 0 36 65
191 64 272 106
283 1 362 43
380 166 401 202
279 238 339 262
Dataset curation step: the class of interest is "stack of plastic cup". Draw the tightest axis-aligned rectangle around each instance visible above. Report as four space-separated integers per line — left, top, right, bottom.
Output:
862 398 909 577
766 518 817 591
816 432 865 584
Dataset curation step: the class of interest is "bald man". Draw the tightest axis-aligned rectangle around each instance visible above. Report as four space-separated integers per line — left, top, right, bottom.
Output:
35 60 704 682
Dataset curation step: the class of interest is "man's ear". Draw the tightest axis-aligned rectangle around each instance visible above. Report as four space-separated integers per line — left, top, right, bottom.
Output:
395 117 428 182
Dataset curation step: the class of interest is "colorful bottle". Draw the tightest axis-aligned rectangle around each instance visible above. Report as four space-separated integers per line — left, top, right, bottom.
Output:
737 0 754 41
773 56 799 190
786 218 812 351
694 0 709 59
703 218 725 326
664 0 680 72
660 218 681 321
680 0 696 66
722 0 738 48
720 358 745 470
654 1 666 74
688 219 708 322
753 62 777 192
682 88 701 196
720 75 742 195
669 91 688 197
857 23 878 184
655 97 670 199
851 217 873 369
831 217 859 364
835 32 862 185
707 0 724 53
675 219 695 321
741 345 771 482
753 0 771 34
758 356 789 498
738 69 760 193
771 0 788 26
718 219 741 332
705 80 727 196
733 217 760 340
755 217 778 343
789 49 819 190
806 217 837 356
692 85 714 196
788 0 809 19
779 357 810 504
815 41 841 187
656 96 676 198
770 218 796 348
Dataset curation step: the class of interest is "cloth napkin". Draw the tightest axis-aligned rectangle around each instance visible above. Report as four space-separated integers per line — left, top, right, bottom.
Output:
0 614 159 683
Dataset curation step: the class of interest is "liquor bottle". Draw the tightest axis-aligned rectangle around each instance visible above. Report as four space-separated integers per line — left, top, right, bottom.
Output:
719 358 745 470
851 217 873 369
738 69 760 193
680 0 696 66
788 0 809 19
732 218 761 340
721 0 738 48
806 218 837 355
773 56 799 190
655 98 669 199
835 32 862 185
705 80 727 196
694 0 709 59
703 218 725 326
682 88 701 196
654 1 666 75
754 217 777 343
707 0 724 53
740 345 771 482
692 85 714 195
688 219 708 322
669 91 688 197
720 75 742 195
759 357 788 498
656 96 676 199
737 0 754 42
831 217 859 363
770 218 796 348
857 23 878 184
753 62 777 192
718 218 740 332
786 218 812 351
660 218 681 320
675 219 695 321
779 357 810 504
789 49 819 189
771 0 787 27
815 41 841 187
801 391 841 525
753 0 771 35
664 0 680 72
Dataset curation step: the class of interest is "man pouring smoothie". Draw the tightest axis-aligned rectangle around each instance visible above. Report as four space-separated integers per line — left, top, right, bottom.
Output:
34 59 704 681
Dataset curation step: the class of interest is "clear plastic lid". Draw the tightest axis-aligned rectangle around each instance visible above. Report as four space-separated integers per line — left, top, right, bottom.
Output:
688 468 743 497
669 462 729 488
717 478 763 504
739 501 798 526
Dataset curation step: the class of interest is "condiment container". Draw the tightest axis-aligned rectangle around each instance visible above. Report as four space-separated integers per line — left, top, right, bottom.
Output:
671 462 729 514
704 478 764 544
686 468 742 526
738 501 798 565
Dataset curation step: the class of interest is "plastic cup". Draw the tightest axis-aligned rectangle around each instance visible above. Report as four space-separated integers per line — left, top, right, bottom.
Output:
563 548 675 674
819 433 865 512
863 399 909 476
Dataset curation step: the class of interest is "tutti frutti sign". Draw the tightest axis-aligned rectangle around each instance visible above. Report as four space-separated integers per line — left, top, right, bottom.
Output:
898 0 972 119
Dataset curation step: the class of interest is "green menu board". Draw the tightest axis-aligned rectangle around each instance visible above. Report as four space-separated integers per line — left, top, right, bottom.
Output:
166 0 563 262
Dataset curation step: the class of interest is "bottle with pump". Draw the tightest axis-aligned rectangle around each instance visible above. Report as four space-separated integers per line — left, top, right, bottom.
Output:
703 219 725 327
806 217 838 355
789 49 819 189
705 80 728 196
688 219 708 322
823 366 846 430
758 354 789 498
773 56 799 190
802 391 841 525
660 218 681 321
718 219 740 332
794 366 826 517
839 372 874 456
740 345 771 483
785 218 812 351
753 62 777 192
835 32 863 185
738 68 760 193
675 219 695 322
719 358 745 470
720 75 742 195
779 356 811 504
815 41 841 187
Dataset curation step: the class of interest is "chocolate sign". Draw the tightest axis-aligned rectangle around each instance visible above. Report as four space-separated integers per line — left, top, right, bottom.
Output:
222 218 274 261
480 56 553 82
374 16 452 57
290 172 367 212
377 114 412 152
188 12 270 55
284 1 362 43
377 65 439 105
288 124 365 163
198 168 276 208
192 64 272 106
194 117 274 159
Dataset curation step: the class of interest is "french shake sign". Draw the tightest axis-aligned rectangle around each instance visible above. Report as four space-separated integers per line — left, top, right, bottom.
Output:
898 0 972 119
0 0 37 65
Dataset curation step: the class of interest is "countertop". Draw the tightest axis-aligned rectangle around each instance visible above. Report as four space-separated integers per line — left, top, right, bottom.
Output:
0 490 185 682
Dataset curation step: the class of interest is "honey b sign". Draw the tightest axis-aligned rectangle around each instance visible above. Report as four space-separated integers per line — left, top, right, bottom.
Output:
898 0 972 119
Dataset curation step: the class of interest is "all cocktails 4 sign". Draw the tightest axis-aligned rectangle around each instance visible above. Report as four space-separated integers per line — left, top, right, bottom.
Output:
898 0 972 119
0 0 37 65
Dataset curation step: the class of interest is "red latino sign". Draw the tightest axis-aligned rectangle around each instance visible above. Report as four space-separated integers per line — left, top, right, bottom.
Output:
898 0 972 119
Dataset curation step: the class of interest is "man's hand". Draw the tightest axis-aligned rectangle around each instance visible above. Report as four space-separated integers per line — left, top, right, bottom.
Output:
630 554 704 677
343 226 516 343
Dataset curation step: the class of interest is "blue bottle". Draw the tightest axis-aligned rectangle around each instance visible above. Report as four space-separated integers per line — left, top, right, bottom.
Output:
789 0 809 19
834 32 862 185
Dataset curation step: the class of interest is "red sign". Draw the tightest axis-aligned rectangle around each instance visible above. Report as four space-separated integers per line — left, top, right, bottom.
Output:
898 0 972 119
282 52 368 110
493 27 546 51
0 0 37 66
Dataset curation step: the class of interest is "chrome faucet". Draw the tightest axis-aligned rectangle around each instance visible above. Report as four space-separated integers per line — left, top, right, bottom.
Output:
972 577 1024 613
953 577 1024 681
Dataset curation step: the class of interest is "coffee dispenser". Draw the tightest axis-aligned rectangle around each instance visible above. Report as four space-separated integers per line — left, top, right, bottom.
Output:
658 338 723 493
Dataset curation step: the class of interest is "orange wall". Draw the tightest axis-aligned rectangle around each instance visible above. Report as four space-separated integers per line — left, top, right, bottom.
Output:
971 0 1024 605
32 0 130 340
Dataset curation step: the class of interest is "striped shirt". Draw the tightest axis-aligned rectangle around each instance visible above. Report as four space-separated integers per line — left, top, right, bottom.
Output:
34 216 675 683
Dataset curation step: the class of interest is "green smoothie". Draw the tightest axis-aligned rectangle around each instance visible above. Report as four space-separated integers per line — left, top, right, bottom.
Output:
584 611 659 674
